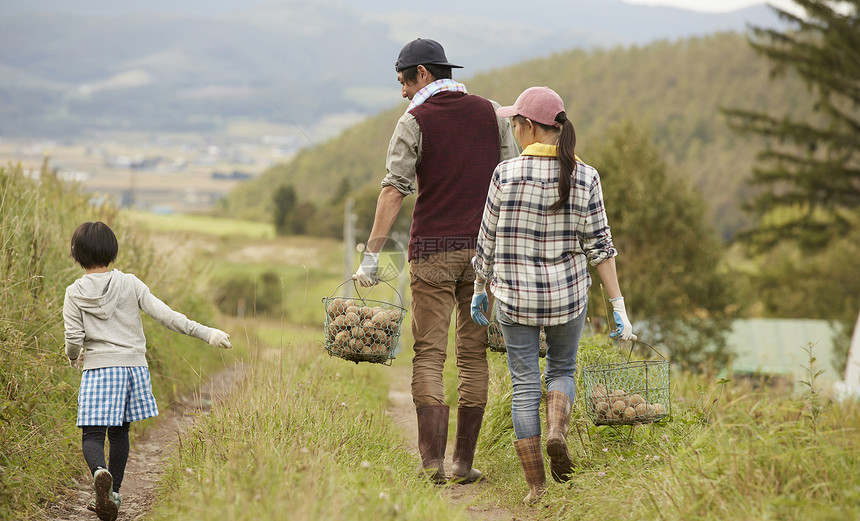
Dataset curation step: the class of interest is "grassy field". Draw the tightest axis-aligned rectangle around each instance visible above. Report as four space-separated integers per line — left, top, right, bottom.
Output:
127 211 276 239
138 213 860 521
5 197 859 520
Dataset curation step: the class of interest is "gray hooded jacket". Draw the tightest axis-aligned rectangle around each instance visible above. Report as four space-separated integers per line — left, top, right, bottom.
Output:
63 269 214 370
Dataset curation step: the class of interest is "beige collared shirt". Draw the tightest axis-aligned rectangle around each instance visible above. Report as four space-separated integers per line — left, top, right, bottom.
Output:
381 99 520 195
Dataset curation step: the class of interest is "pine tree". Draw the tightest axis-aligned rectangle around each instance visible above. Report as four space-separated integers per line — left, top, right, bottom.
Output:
723 0 860 251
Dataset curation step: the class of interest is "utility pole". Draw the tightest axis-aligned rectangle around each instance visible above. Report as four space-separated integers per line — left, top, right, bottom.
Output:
343 198 356 298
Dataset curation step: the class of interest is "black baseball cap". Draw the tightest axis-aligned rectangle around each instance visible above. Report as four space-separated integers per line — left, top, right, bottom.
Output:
395 38 463 72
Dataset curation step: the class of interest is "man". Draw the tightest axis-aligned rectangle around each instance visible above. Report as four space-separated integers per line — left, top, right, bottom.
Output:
353 38 518 484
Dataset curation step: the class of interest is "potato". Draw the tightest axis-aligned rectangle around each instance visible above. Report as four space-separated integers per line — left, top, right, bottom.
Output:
369 342 387 355
333 331 350 353
630 394 646 406
348 337 364 353
590 385 607 406
623 406 636 420
596 401 610 418
634 403 648 418
332 314 349 329
612 400 627 414
371 329 388 343
371 312 390 329
327 298 347 318
326 324 339 342
344 311 361 328
488 328 504 347
345 305 360 316
359 306 374 320
653 403 666 416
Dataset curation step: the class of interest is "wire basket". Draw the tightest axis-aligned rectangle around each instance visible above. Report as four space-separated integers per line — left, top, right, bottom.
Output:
321 279 406 365
582 339 670 426
487 303 547 357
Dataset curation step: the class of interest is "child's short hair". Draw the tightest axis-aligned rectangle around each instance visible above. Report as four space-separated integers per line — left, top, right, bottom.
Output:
70 222 118 269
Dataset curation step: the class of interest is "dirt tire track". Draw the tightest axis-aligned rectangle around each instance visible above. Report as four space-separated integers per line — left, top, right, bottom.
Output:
43 365 244 521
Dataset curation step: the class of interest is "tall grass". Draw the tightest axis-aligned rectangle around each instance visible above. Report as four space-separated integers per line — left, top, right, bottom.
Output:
25 204 854 520
147 325 470 521
0 164 232 519
124 214 860 519
475 338 860 520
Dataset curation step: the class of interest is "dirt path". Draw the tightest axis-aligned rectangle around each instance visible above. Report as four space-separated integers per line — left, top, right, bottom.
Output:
384 365 523 521
45 360 519 520
43 365 245 521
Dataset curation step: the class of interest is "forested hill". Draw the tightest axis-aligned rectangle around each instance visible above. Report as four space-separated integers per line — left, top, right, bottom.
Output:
223 31 812 240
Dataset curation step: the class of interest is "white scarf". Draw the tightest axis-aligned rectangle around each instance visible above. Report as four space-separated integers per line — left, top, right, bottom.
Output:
407 79 468 111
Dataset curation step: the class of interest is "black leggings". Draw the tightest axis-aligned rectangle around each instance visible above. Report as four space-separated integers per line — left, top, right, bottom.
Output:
81 423 130 493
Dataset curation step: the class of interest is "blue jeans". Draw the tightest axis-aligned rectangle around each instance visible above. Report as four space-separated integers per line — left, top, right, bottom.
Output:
499 306 587 440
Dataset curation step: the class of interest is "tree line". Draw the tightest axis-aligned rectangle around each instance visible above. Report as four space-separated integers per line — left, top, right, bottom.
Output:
237 1 860 373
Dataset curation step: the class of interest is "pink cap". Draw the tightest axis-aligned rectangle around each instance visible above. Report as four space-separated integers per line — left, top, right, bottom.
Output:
496 86 565 127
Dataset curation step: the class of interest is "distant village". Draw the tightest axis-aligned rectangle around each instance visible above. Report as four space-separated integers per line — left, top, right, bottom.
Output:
0 133 304 214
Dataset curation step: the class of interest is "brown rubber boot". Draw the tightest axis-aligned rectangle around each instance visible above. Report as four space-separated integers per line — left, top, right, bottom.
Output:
545 390 574 482
416 404 449 484
450 406 484 484
513 435 546 504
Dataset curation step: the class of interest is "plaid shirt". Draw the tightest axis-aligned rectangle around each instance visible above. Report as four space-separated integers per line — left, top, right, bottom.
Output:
473 143 617 326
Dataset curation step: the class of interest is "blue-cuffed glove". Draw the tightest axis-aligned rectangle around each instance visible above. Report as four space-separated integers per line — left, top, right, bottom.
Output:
471 282 489 326
353 251 379 287
609 297 636 341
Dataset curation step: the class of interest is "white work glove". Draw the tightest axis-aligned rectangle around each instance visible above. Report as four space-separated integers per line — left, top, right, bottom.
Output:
470 281 490 326
208 329 233 349
609 297 636 341
69 351 84 370
353 251 380 287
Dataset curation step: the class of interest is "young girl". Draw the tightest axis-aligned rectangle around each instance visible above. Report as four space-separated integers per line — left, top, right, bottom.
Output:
63 221 232 521
471 87 634 504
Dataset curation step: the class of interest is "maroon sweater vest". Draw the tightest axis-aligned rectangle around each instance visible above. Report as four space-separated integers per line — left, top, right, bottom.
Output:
408 91 501 260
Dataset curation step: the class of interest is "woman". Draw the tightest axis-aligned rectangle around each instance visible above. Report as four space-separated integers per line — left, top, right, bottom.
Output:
470 86 634 504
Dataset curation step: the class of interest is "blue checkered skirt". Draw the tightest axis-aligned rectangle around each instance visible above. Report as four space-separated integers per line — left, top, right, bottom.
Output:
77 366 159 426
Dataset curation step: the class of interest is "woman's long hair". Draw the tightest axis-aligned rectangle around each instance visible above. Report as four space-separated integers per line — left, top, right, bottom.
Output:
550 111 577 212
515 113 577 212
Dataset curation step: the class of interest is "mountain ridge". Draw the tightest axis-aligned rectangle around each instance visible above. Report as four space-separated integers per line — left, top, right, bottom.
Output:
0 1 781 137
222 31 812 240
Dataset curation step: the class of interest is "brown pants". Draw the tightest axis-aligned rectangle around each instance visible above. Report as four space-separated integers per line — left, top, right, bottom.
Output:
409 248 490 409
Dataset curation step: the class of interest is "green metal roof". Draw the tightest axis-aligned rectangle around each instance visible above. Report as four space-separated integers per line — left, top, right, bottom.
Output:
727 318 840 383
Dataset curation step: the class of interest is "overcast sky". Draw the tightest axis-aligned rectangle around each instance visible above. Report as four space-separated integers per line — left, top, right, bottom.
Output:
0 0 806 17
623 0 802 15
